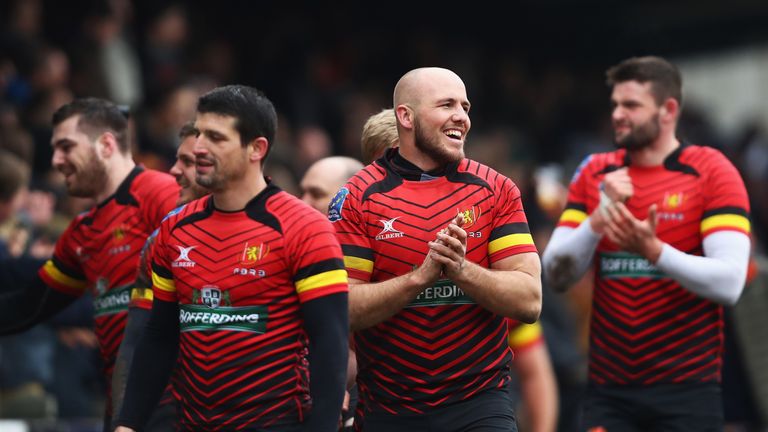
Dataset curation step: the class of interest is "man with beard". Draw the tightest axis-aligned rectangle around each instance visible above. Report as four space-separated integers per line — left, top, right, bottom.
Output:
111 121 209 430
0 98 181 429
115 85 348 432
542 56 751 431
331 67 542 431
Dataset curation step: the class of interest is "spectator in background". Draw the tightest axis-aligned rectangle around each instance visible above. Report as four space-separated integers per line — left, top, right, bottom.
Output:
360 108 397 164
543 56 751 431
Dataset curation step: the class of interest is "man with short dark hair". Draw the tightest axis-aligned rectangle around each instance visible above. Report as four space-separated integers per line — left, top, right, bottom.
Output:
116 85 349 432
543 56 751 431
0 97 181 428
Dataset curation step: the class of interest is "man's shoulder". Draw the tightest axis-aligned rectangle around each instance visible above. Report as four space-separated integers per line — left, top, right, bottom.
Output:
266 190 331 228
131 168 178 193
160 196 210 230
678 144 732 169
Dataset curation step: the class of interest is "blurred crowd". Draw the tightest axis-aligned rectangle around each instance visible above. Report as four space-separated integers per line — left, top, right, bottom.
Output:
1 0 767 431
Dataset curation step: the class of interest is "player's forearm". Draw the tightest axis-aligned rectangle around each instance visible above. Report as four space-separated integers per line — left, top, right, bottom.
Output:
542 223 601 292
0 265 74 334
301 293 349 432
111 306 151 425
517 344 558 432
654 231 750 306
349 270 434 331
452 257 542 323
116 299 179 429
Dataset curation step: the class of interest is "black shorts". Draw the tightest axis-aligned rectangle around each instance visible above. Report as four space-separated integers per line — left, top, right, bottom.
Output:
360 387 518 432
582 383 723 432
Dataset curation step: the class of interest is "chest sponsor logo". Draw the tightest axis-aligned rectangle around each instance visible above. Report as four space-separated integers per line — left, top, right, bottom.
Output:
93 285 131 316
192 285 231 309
407 280 476 308
240 242 269 265
375 216 405 240
173 245 197 268
599 252 665 279
328 187 349 222
179 304 268 333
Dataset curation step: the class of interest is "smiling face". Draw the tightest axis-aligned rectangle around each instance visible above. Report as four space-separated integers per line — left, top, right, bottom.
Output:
169 135 208 205
193 112 250 193
611 80 662 151
51 115 109 198
396 68 471 168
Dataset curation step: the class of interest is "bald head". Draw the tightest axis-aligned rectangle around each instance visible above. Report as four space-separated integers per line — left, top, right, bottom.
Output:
391 67 471 171
300 156 364 214
393 67 465 108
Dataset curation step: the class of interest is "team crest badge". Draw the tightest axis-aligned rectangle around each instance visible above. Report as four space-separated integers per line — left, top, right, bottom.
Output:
663 192 684 209
240 242 269 265
457 206 482 229
328 187 349 222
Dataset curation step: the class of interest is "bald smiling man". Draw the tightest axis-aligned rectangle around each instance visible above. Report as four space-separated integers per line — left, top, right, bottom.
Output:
331 67 542 432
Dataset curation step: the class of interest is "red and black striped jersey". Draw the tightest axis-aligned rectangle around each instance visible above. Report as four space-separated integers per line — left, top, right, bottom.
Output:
150 184 347 430
38 166 179 411
334 152 537 416
557 144 750 385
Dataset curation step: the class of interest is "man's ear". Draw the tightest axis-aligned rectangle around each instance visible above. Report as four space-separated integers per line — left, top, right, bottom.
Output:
395 105 414 130
98 132 119 158
248 137 269 163
660 97 679 123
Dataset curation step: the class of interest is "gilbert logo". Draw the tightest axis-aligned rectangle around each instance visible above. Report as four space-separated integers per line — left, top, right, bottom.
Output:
173 245 197 268
376 217 404 240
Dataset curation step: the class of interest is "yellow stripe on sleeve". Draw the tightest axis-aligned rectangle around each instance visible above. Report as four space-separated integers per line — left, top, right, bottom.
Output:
559 209 587 225
151 271 176 293
508 321 543 349
296 269 348 294
700 214 750 234
489 233 534 255
43 260 88 291
130 287 154 302
344 256 373 274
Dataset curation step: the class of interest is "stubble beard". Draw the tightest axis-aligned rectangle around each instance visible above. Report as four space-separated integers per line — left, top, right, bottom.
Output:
414 119 464 166
67 150 109 198
614 113 660 151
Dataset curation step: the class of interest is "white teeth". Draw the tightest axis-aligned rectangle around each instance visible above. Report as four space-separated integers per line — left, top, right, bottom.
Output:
445 130 462 139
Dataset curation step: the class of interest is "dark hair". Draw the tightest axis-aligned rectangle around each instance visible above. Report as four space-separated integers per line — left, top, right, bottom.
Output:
178 121 197 139
197 85 277 162
606 56 683 107
52 98 130 153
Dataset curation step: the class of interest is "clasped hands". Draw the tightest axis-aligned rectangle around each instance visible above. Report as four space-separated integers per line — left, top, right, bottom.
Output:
597 168 663 263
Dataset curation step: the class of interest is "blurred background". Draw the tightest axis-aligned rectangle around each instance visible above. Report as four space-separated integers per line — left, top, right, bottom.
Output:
1 0 768 431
